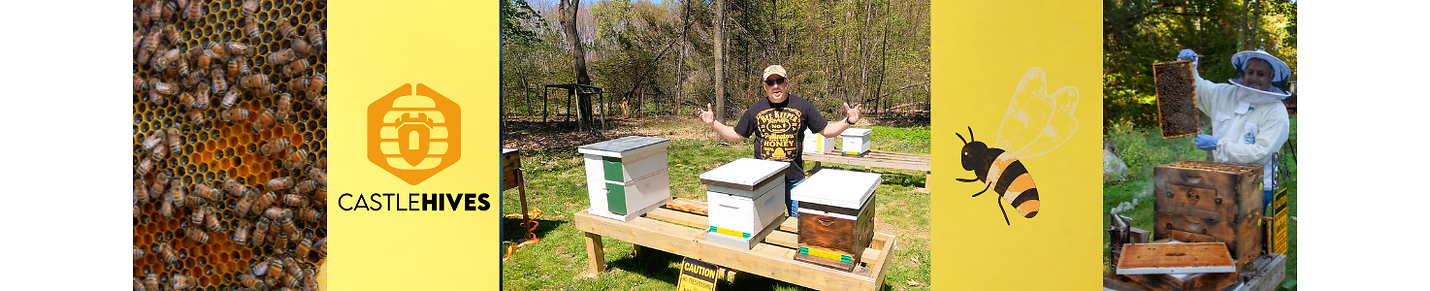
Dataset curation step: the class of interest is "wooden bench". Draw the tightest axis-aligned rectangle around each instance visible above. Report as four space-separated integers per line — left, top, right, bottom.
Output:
803 148 931 192
573 199 897 291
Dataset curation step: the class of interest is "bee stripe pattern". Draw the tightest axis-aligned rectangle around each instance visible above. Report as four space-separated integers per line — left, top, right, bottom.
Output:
987 152 1039 218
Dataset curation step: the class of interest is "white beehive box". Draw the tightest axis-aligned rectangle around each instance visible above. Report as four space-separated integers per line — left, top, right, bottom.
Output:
578 136 673 222
841 128 873 155
791 169 880 271
699 158 790 249
803 129 835 154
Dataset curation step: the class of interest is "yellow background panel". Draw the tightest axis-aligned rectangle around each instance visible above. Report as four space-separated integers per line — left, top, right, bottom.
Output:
328 1 498 290
932 1 1101 289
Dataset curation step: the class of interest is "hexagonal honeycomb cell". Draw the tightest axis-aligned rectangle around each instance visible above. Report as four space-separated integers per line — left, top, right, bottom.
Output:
134 0 326 290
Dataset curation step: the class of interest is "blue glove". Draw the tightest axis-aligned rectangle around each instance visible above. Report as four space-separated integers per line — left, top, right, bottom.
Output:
1194 134 1218 151
1178 49 1198 61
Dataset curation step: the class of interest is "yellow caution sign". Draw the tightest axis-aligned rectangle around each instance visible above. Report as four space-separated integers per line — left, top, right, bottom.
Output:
678 257 719 291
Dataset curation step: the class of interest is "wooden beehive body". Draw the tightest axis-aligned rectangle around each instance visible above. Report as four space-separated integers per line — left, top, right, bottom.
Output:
791 169 880 271
699 158 791 249
578 136 673 222
803 129 835 154
1153 160 1264 270
841 128 873 155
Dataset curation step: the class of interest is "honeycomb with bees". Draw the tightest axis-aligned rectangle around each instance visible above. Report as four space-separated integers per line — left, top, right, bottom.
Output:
133 0 327 290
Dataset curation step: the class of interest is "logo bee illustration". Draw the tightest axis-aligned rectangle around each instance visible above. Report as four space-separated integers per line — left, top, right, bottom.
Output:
956 67 1079 225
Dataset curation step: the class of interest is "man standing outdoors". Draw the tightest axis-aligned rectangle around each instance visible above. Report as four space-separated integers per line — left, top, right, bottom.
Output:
698 65 862 217
1180 49 1292 212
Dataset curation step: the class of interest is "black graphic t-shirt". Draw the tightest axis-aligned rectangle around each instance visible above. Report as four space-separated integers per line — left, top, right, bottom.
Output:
733 94 829 182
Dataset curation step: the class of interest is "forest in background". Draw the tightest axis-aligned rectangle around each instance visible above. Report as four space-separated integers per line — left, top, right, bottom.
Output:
1104 0 1297 130
501 0 930 126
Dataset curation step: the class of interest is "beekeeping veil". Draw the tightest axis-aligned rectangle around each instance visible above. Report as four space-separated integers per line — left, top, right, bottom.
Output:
1228 50 1292 105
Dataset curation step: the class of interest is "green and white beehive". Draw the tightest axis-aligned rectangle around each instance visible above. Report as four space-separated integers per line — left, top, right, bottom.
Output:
578 136 673 222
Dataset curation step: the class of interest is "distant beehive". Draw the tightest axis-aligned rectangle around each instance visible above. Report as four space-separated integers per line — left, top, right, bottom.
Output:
133 0 327 289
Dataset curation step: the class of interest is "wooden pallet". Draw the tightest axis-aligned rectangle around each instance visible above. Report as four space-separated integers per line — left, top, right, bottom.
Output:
574 199 897 291
1104 253 1287 291
805 147 931 192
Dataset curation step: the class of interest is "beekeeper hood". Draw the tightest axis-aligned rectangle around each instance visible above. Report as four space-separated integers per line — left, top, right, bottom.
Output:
1228 50 1292 105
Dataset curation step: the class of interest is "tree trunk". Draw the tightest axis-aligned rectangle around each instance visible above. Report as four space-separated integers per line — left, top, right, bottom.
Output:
560 0 594 128
713 0 725 139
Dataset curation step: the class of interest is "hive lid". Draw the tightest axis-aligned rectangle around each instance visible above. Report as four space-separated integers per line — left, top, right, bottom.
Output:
577 136 670 158
791 169 880 209
841 128 873 137
502 148 517 154
700 158 790 191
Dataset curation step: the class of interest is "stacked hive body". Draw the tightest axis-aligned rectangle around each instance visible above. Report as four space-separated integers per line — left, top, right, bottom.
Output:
133 0 327 290
578 136 672 222
792 169 880 271
802 129 834 154
1154 60 1200 139
1153 161 1263 270
699 158 790 249
841 128 873 155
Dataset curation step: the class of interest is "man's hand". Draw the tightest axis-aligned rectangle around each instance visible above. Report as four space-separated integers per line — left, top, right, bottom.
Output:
698 103 716 126
844 102 863 124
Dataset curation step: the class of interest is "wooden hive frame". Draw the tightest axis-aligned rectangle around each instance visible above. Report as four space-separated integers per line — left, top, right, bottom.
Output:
1153 60 1200 139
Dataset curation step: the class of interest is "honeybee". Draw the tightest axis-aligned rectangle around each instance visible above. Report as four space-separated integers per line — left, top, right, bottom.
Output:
294 179 318 194
292 37 312 58
220 88 241 109
162 24 180 44
275 92 293 121
186 227 209 244
134 277 145 291
283 148 308 171
228 41 255 58
298 208 321 223
166 126 182 156
253 192 278 215
239 74 268 90
251 108 276 133
206 41 228 59
160 0 177 20
145 273 160 291
230 221 250 246
955 127 1043 225
194 51 213 71
142 129 165 151
223 178 244 197
178 92 197 109
241 273 261 288
136 157 155 177
316 156 326 169
286 76 309 97
241 0 259 16
211 68 228 93
307 22 324 50
152 79 178 95
312 186 326 206
221 107 250 123
267 258 285 279
269 48 297 65
305 167 326 186
134 75 147 92
243 15 261 40
138 30 160 64
261 137 290 156
277 17 297 39
252 218 270 247
193 183 221 202
315 237 327 258
151 171 171 196
134 247 144 261
205 206 222 232
296 238 313 257
188 109 206 125
283 194 306 207
235 196 255 218
281 217 299 240
172 273 195 290
227 56 249 78
306 73 325 101
150 144 166 162
158 242 177 263
264 207 290 221
190 204 205 225
169 180 187 208
185 195 206 208
135 178 151 203
283 59 308 78
182 0 202 20
265 174 293 190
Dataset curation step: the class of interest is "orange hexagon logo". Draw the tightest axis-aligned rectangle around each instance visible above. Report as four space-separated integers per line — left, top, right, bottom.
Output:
368 83 460 185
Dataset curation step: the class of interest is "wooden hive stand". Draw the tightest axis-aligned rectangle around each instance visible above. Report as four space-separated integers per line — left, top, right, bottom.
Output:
501 148 530 220
574 199 897 291
804 146 931 192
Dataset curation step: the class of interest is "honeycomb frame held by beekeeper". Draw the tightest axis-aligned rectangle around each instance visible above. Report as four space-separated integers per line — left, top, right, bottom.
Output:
1179 49 1292 211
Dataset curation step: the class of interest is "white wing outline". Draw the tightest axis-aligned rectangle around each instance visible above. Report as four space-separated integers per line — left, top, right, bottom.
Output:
994 67 1079 159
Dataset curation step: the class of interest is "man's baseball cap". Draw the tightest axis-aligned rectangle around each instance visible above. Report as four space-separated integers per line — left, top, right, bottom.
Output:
762 65 787 81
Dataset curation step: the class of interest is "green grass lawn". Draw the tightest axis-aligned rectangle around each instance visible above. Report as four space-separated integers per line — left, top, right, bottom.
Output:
1102 116 1296 290
500 118 932 290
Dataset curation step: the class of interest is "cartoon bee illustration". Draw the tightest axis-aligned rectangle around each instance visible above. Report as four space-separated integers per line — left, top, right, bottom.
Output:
956 67 1079 225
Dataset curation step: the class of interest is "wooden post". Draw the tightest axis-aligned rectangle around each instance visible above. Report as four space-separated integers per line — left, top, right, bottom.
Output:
517 170 529 221
584 232 606 277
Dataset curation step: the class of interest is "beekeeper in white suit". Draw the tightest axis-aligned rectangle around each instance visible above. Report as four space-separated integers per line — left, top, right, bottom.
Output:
1179 49 1291 212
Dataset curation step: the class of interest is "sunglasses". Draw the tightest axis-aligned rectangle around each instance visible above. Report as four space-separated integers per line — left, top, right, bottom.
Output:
764 77 786 86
